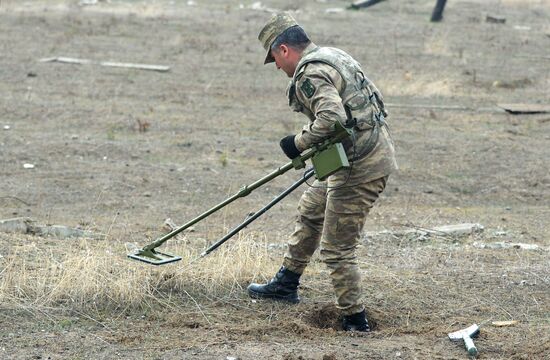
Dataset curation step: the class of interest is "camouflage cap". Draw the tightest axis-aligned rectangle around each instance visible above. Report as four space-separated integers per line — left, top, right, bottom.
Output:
258 13 299 64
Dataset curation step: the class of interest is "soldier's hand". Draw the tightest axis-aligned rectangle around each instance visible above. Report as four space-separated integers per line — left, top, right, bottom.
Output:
279 135 301 159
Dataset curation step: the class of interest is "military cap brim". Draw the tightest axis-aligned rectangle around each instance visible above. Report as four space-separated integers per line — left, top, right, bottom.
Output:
258 13 299 65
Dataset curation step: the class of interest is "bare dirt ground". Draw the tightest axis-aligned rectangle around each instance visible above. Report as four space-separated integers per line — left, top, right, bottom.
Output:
1 0 549 359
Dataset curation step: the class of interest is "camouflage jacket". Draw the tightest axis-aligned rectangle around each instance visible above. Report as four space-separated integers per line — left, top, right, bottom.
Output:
287 44 398 183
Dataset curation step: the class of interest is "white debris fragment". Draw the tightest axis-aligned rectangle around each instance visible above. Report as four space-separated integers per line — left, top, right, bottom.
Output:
0 217 32 234
0 217 102 239
432 223 484 235
3 125 9 130
364 223 484 240
325 8 344 13
473 241 541 251
513 25 531 31
249 1 278 12
250 1 263 9
187 0 196 5
492 320 518 327
79 0 98 5
23 163 35 169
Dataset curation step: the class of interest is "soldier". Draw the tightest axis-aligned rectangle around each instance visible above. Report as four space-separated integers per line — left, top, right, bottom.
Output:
247 13 398 332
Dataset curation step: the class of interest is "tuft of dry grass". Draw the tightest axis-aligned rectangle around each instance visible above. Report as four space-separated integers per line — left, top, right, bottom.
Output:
0 232 280 312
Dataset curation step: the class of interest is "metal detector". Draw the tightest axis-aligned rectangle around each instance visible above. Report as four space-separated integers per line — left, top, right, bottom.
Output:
128 122 352 265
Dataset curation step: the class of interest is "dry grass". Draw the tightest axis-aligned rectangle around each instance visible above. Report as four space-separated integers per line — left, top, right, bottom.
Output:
0 231 282 312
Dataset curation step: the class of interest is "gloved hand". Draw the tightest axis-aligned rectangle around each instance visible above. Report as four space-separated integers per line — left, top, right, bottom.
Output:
279 135 301 159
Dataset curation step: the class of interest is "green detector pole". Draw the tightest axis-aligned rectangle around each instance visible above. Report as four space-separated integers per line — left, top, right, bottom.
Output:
128 122 351 265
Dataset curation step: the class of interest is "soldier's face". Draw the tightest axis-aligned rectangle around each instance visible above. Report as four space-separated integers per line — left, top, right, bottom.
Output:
271 45 297 78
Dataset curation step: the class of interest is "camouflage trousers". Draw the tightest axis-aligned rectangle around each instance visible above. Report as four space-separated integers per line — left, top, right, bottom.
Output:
283 174 388 315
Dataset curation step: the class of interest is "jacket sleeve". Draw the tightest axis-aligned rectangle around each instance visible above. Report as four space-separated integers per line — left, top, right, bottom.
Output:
293 63 348 152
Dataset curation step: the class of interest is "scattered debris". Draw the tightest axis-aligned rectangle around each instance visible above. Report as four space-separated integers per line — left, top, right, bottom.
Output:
365 223 484 240
473 242 542 251
3 125 10 130
492 78 532 89
79 0 111 5
39 57 170 72
386 103 474 112
491 320 518 327
33 225 100 239
486 15 506 24
248 2 279 12
431 223 484 236
0 218 33 234
23 163 35 169
448 324 480 357
349 0 387 10
497 103 550 115
0 217 102 239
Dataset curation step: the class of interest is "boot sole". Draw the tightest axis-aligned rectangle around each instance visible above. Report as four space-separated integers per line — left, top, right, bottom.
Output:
247 288 300 304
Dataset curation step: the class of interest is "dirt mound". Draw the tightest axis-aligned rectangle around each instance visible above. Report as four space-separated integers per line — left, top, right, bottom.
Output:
302 304 380 332
302 304 343 330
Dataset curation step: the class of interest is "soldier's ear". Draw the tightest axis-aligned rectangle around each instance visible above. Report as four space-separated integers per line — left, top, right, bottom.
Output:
279 44 290 57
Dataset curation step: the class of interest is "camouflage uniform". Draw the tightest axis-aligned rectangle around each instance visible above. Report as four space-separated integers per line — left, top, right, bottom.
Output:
283 44 397 315
257 14 397 316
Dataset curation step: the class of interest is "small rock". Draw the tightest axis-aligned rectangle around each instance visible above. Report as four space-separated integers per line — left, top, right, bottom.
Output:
325 8 344 13
3 125 10 130
71 134 79 140
23 163 35 169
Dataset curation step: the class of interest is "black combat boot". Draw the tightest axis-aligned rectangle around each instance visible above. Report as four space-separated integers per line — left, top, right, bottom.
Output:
342 310 371 332
247 266 301 304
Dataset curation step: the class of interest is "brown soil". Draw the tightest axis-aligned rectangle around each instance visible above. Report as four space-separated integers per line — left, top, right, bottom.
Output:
1 0 549 359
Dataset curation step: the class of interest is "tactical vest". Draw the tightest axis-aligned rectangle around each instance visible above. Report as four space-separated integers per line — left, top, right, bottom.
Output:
288 46 387 159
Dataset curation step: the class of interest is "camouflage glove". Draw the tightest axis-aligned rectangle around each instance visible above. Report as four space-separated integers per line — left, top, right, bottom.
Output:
279 135 301 159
